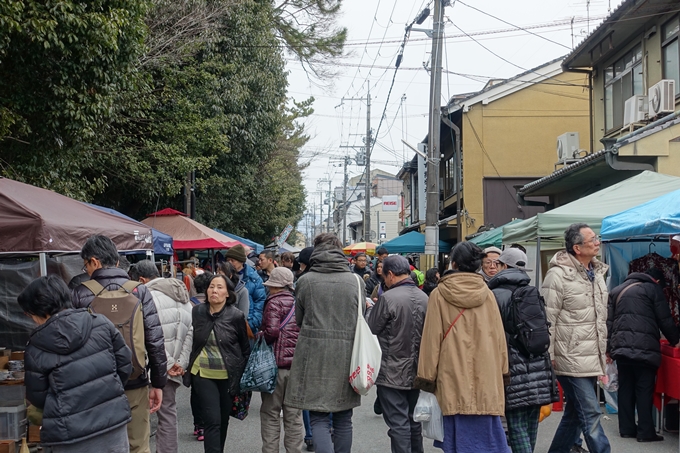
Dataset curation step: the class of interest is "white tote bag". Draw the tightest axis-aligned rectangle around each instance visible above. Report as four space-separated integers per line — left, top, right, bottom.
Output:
349 274 382 396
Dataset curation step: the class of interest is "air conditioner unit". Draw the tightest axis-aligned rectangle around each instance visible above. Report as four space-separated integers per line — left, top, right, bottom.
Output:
556 132 580 164
648 79 676 119
623 94 648 128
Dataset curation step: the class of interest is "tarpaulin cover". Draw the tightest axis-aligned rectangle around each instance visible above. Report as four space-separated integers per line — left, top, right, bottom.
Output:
502 171 680 244
468 219 522 248
601 188 680 241
0 178 153 254
0 256 82 349
88 204 174 255
141 209 242 250
379 231 450 254
216 229 263 253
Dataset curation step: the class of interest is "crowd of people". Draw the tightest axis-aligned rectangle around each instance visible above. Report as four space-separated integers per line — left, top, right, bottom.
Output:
15 223 680 453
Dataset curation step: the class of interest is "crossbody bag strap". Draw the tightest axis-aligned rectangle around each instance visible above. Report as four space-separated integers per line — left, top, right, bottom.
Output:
280 304 296 329
353 273 363 321
443 309 465 340
615 282 642 306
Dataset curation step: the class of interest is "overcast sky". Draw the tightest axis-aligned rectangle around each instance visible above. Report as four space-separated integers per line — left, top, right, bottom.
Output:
289 0 621 228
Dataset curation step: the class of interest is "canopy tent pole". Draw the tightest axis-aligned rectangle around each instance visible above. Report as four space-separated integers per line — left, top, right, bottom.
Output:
535 237 541 287
39 252 48 277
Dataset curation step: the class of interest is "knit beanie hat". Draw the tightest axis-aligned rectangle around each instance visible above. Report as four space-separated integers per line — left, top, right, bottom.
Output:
225 244 247 263
298 247 314 266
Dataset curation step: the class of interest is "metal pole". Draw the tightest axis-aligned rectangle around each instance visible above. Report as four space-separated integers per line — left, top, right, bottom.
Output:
342 157 349 246
39 252 48 277
535 237 541 287
365 86 372 242
425 0 445 268
319 191 324 234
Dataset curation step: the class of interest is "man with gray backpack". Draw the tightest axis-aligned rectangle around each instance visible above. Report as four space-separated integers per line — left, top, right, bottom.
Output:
72 235 167 453
489 248 556 453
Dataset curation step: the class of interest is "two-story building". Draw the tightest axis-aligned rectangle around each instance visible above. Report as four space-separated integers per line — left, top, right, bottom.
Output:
518 0 680 207
399 58 591 253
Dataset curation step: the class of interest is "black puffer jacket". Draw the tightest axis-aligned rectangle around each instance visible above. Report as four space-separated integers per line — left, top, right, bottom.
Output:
25 309 132 446
185 295 251 395
607 272 680 368
489 268 556 410
368 278 428 390
71 267 167 390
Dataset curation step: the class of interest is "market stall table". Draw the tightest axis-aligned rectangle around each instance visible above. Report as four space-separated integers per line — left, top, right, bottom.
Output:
654 351 680 453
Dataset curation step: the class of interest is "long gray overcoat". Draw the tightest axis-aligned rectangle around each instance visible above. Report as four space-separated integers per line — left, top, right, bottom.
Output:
284 246 364 412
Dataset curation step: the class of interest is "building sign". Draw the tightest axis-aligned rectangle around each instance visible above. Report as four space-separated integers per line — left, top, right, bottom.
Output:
379 222 386 239
383 195 398 211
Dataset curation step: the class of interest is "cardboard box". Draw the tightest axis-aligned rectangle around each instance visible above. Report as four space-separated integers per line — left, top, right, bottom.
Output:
0 356 8 370
28 425 40 443
8 352 23 361
0 350 10 357
0 440 15 453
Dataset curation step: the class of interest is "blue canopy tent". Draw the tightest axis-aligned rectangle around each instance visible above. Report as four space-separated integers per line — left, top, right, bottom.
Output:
380 231 450 254
88 204 173 255
601 188 680 287
215 229 264 254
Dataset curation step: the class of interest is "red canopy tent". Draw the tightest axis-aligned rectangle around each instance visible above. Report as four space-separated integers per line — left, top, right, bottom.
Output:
141 208 243 250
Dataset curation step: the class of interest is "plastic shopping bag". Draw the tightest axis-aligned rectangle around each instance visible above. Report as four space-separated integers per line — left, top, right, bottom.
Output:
598 362 618 392
414 391 444 442
349 274 382 396
240 336 278 393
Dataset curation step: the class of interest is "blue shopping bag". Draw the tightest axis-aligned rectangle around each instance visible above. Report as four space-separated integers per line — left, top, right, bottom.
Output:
240 336 278 393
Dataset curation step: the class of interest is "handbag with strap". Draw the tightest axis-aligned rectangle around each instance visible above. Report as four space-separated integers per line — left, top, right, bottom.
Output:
348 273 382 396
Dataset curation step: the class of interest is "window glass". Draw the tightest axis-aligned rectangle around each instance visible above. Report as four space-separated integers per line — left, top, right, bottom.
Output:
614 57 624 75
663 39 680 95
604 66 614 83
633 44 642 63
633 63 643 95
612 79 624 130
664 16 680 41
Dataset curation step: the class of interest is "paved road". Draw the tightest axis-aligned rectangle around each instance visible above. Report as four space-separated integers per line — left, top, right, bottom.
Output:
151 385 679 453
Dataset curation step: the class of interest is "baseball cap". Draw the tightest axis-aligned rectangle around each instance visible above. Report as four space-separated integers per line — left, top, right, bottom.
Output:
263 267 295 289
497 248 533 272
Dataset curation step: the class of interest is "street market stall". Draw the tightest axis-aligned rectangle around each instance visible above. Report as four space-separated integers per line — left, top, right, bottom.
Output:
89 203 173 256
379 231 450 254
0 178 153 349
141 208 241 250
502 171 680 284
343 241 378 256
216 229 263 254
468 219 522 248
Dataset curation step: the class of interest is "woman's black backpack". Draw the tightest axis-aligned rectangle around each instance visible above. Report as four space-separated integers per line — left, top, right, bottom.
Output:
510 284 551 358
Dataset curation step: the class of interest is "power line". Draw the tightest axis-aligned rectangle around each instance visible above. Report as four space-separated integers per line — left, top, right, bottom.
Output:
456 1 572 50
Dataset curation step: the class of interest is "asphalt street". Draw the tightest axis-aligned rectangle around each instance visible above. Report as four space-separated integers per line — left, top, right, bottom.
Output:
151 385 679 453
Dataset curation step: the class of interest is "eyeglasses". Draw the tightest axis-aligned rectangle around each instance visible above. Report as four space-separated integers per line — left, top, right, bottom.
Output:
578 236 601 246
482 259 498 267
81 260 90 273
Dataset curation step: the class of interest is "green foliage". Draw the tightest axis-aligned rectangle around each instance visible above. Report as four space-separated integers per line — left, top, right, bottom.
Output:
0 0 338 242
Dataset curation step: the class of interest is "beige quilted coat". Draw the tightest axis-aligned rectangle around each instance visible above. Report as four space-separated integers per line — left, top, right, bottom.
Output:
541 251 609 377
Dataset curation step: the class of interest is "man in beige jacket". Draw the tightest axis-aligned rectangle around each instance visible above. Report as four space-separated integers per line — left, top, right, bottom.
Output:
542 223 610 453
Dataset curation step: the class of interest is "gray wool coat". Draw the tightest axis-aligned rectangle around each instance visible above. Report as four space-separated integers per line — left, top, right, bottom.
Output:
284 246 365 413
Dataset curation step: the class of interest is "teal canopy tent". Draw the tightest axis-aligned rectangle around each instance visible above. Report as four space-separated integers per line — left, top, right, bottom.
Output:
380 231 450 254
468 219 522 248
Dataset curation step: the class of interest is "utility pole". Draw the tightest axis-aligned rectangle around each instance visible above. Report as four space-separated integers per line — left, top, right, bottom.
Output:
341 88 371 242
425 0 445 268
327 179 332 234
319 191 324 233
342 156 349 245
364 86 372 242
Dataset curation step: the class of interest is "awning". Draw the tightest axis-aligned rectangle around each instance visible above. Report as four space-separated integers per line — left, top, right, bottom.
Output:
216 229 263 254
0 178 152 254
468 219 522 248
141 209 242 250
380 231 450 254
504 171 680 244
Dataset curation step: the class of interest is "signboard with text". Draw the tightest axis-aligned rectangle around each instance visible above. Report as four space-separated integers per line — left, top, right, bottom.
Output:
382 195 398 211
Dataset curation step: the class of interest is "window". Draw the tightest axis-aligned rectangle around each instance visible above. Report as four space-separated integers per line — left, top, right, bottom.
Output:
604 43 643 131
663 15 680 96
443 152 459 199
